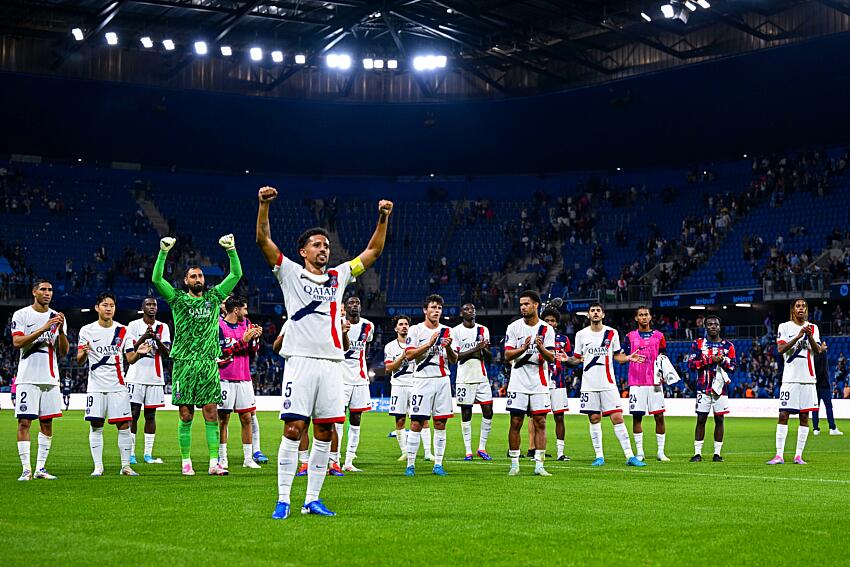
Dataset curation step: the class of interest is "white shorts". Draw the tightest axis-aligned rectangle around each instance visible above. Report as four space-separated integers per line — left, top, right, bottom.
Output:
127 383 165 409
85 391 132 424
389 385 411 416
506 391 551 415
219 381 256 413
15 384 63 421
280 356 345 424
695 392 729 416
456 382 493 406
410 377 454 420
343 383 372 413
629 385 666 416
550 388 569 414
779 382 819 414
579 390 623 416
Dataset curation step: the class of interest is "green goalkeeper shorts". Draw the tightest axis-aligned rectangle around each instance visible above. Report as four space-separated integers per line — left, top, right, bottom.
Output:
171 359 221 406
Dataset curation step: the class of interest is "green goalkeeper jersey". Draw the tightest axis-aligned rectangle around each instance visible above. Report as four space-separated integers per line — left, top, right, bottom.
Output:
151 248 242 361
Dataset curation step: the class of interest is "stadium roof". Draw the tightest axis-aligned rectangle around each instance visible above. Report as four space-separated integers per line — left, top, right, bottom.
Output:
1 0 850 101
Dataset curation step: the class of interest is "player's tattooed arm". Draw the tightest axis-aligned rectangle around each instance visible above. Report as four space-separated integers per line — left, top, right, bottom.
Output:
356 200 394 271
256 186 283 268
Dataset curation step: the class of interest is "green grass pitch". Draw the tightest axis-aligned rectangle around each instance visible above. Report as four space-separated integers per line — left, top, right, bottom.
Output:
2 411 849 566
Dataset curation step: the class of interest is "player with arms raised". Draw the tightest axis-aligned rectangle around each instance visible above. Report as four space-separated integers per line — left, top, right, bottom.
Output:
78 292 137 476
687 314 735 462
124 296 171 465
624 306 670 462
404 294 458 476
451 303 494 461
569 303 646 467
152 233 243 476
257 185 392 519
11 279 68 481
504 291 555 476
768 298 823 465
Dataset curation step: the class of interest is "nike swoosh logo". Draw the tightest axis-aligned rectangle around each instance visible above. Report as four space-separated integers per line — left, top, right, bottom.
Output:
92 339 102 343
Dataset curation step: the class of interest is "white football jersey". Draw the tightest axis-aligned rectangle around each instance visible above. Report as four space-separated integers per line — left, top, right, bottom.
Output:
451 323 490 384
11 306 68 386
78 321 129 393
384 338 413 387
777 321 820 384
575 325 621 392
123 318 171 385
342 318 374 386
406 322 451 379
504 318 554 394
273 254 355 361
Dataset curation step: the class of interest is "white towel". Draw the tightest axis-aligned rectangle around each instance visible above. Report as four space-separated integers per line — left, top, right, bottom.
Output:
712 366 731 396
654 354 680 385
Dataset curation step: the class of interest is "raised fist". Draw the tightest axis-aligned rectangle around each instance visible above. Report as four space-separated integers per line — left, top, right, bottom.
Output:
378 200 394 216
160 237 176 252
259 186 278 203
218 234 235 251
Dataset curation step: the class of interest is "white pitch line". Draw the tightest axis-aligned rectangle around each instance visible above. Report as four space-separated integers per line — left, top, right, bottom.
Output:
437 459 850 484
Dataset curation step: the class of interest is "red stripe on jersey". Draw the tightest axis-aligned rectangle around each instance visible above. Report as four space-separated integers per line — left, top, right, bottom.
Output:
538 361 547 387
275 253 284 268
359 323 371 379
115 355 125 385
154 324 162 378
328 270 342 350
12 331 24 337
604 330 614 384
476 326 487 375
806 351 814 377
48 343 55 378
439 355 446 376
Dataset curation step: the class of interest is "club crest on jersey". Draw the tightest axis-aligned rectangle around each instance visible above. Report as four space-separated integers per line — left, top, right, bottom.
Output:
19 404 27 412
283 400 291 409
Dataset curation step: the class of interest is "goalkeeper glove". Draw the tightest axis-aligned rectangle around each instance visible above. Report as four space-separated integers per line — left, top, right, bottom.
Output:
160 237 176 252
218 233 235 251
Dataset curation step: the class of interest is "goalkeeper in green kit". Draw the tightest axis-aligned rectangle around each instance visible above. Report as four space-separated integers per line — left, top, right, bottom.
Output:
152 234 242 476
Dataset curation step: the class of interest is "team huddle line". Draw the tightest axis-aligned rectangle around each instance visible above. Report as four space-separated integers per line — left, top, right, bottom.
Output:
9 187 826 520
